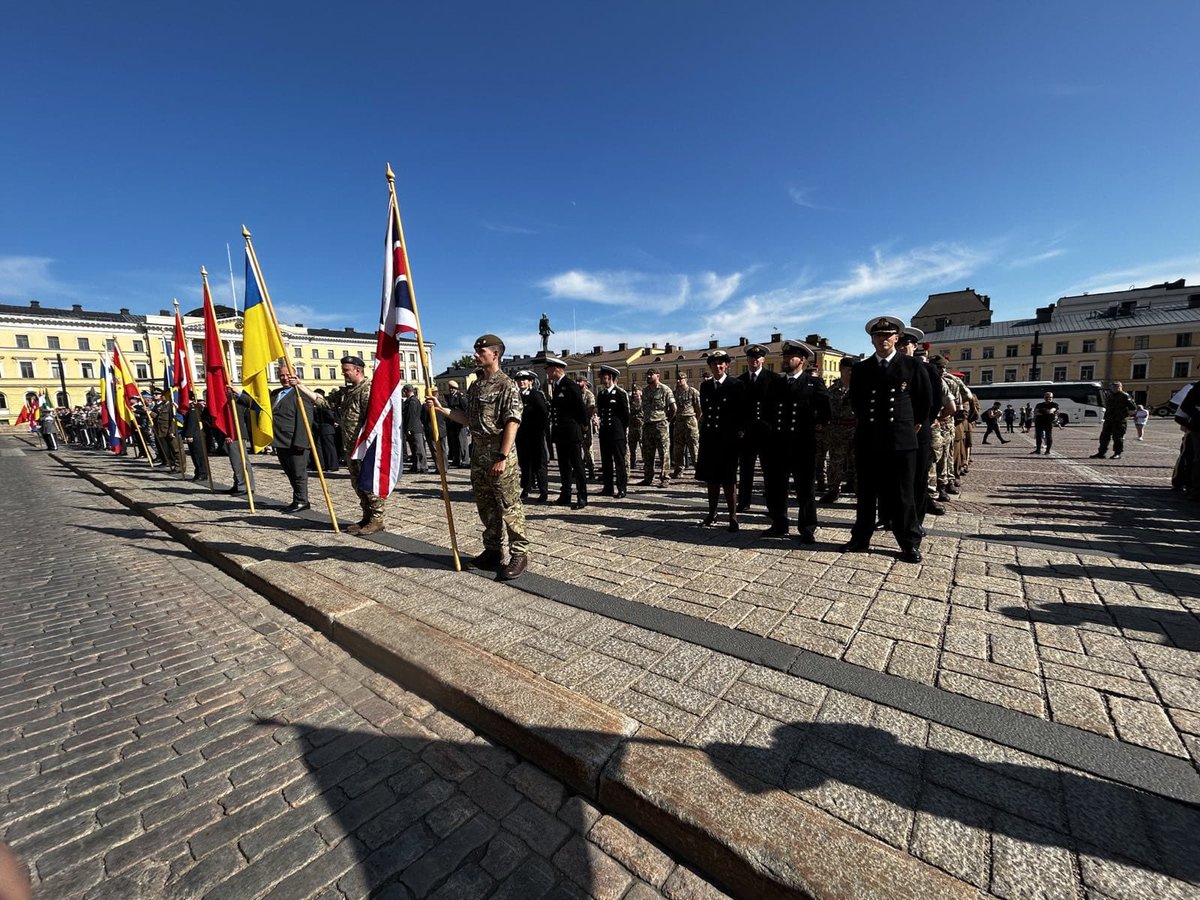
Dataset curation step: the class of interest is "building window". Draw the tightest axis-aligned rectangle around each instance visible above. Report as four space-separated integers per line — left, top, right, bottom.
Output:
1175 361 1192 379
327 350 334 359
328 367 336 380
135 364 150 381
0 393 6 409
80 362 95 380
982 347 994 359
1134 335 1149 350
980 369 994 384
313 368 322 380
1177 333 1194 348
294 346 302 358
50 360 62 378
1131 362 1148 380
132 340 144 353
1053 366 1067 382
192 340 205 359
1082 339 1096 353
1005 345 1018 358
78 337 90 351
410 368 418 381
1079 365 1095 380
959 371 971 384
47 336 61 350
19 362 35 378
1055 341 1069 354
312 348 320 358
295 365 305 380
1003 368 1017 383
16 334 30 349
959 348 971 361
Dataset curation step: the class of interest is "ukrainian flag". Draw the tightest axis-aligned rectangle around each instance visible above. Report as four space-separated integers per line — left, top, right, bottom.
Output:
241 248 286 450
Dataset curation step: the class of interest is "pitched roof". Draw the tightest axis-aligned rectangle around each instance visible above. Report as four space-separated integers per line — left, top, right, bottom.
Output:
923 303 1200 342
0 302 145 325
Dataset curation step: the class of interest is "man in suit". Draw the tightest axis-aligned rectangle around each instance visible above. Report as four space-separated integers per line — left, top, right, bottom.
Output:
737 344 779 511
545 357 589 509
763 340 831 543
842 316 933 563
271 384 316 513
401 385 428 473
595 365 630 498
515 370 550 502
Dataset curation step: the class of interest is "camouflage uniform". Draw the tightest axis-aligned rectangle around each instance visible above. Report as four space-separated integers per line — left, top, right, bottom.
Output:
314 377 383 525
468 370 529 557
627 391 643 468
152 398 185 474
579 385 597 479
640 382 675 484
670 383 701 476
823 380 856 495
928 374 960 499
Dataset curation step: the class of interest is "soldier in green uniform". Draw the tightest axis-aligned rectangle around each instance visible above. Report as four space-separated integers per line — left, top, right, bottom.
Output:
428 334 529 580
820 357 857 502
670 373 701 478
577 377 598 480
639 368 676 486
1092 381 1137 459
151 387 186 476
627 385 643 470
286 355 384 534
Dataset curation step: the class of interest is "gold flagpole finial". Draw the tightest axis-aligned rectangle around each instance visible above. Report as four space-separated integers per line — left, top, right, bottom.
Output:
386 162 395 184
241 225 251 239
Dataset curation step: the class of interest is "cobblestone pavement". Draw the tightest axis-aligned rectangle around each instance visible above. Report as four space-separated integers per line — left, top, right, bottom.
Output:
0 445 729 899
16 421 1200 899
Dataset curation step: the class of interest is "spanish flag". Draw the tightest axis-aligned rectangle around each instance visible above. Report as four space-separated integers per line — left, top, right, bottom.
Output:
241 246 286 451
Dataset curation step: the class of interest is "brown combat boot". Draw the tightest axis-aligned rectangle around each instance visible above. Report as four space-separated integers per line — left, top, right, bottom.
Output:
356 519 385 535
499 554 528 580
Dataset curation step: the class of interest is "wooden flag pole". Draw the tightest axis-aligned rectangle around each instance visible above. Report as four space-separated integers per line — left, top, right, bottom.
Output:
114 340 156 466
202 268 256 512
242 228 339 533
173 298 215 491
387 163 461 571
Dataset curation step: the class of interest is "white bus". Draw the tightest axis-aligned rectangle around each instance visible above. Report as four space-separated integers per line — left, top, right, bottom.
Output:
969 381 1105 425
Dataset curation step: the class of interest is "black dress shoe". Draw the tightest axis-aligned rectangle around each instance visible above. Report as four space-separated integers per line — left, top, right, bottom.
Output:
228 487 246 496
472 548 503 568
875 520 892 531
536 494 549 504
900 546 923 564
796 531 816 545
762 525 788 537
840 540 870 553
599 489 615 496
735 501 751 512
553 496 572 506
284 501 311 513
615 490 626 499
727 520 739 532
701 512 718 526
571 500 588 510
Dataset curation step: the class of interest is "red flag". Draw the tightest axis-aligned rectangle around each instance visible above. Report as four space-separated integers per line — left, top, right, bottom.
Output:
172 308 193 417
15 402 36 426
201 274 234 438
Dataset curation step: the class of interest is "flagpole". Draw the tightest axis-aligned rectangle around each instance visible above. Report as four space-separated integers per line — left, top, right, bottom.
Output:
203 267 256 513
114 341 155 466
161 334 184 478
387 163 461 571
175 298 214 492
242 227 339 533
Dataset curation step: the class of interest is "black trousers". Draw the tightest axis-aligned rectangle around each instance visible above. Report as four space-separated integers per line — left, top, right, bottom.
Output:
852 445 920 550
914 435 932 523
1034 423 1054 451
599 427 627 494
555 438 587 502
765 443 817 532
738 433 770 507
277 447 310 503
1097 422 1127 456
982 420 1005 442
517 438 548 497
187 440 207 477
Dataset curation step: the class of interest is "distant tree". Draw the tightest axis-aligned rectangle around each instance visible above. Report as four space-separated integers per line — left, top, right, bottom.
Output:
451 354 475 369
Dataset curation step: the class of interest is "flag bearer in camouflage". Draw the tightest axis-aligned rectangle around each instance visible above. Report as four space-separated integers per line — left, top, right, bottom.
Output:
286 355 384 534
820 357 857 502
151 388 186 476
428 334 529 580
639 369 676 486
670 373 701 478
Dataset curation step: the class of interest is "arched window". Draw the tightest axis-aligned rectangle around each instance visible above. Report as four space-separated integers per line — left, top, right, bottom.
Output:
56 392 69 407
0 392 7 409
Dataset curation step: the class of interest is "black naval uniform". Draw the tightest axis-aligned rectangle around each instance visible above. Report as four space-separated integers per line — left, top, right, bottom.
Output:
737 366 780 510
696 374 747 485
764 370 831 538
549 374 588 507
516 385 550 500
847 353 932 554
596 384 630 497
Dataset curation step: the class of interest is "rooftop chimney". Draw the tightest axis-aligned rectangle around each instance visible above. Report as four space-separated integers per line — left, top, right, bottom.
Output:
708 339 719 349
72 304 83 312
119 307 130 315
294 323 304 327
1035 304 1055 324
592 345 603 354
29 300 40 309
345 327 355 333
159 309 170 317
770 332 782 343
664 343 676 353
618 342 628 351
738 337 748 346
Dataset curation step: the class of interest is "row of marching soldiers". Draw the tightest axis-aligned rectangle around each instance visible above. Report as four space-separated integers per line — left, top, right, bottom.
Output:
812 324 982 519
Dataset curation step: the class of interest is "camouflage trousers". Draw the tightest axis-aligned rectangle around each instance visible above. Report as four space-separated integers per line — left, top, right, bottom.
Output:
471 438 530 556
642 420 671 481
928 421 953 495
670 416 699 472
823 426 855 491
953 421 969 476
627 425 642 468
347 459 386 524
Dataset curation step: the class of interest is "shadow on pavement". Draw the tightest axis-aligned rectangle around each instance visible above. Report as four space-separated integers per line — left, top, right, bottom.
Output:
996 596 1200 652
706 720 1199 887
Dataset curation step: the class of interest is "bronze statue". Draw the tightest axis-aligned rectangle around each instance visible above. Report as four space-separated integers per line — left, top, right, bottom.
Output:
538 313 554 354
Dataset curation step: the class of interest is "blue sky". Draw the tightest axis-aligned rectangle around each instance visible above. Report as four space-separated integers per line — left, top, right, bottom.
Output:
2 2 1197 365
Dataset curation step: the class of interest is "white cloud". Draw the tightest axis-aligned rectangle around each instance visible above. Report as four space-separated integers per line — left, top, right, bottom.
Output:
787 186 820 209
1058 254 1200 298
1008 248 1066 269
539 268 746 314
272 303 353 327
481 220 539 235
0 255 81 301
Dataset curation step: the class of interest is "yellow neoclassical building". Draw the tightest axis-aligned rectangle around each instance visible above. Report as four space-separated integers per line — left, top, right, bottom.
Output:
0 300 434 423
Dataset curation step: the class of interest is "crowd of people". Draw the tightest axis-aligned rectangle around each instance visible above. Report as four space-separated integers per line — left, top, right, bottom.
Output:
27 320 1200 580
